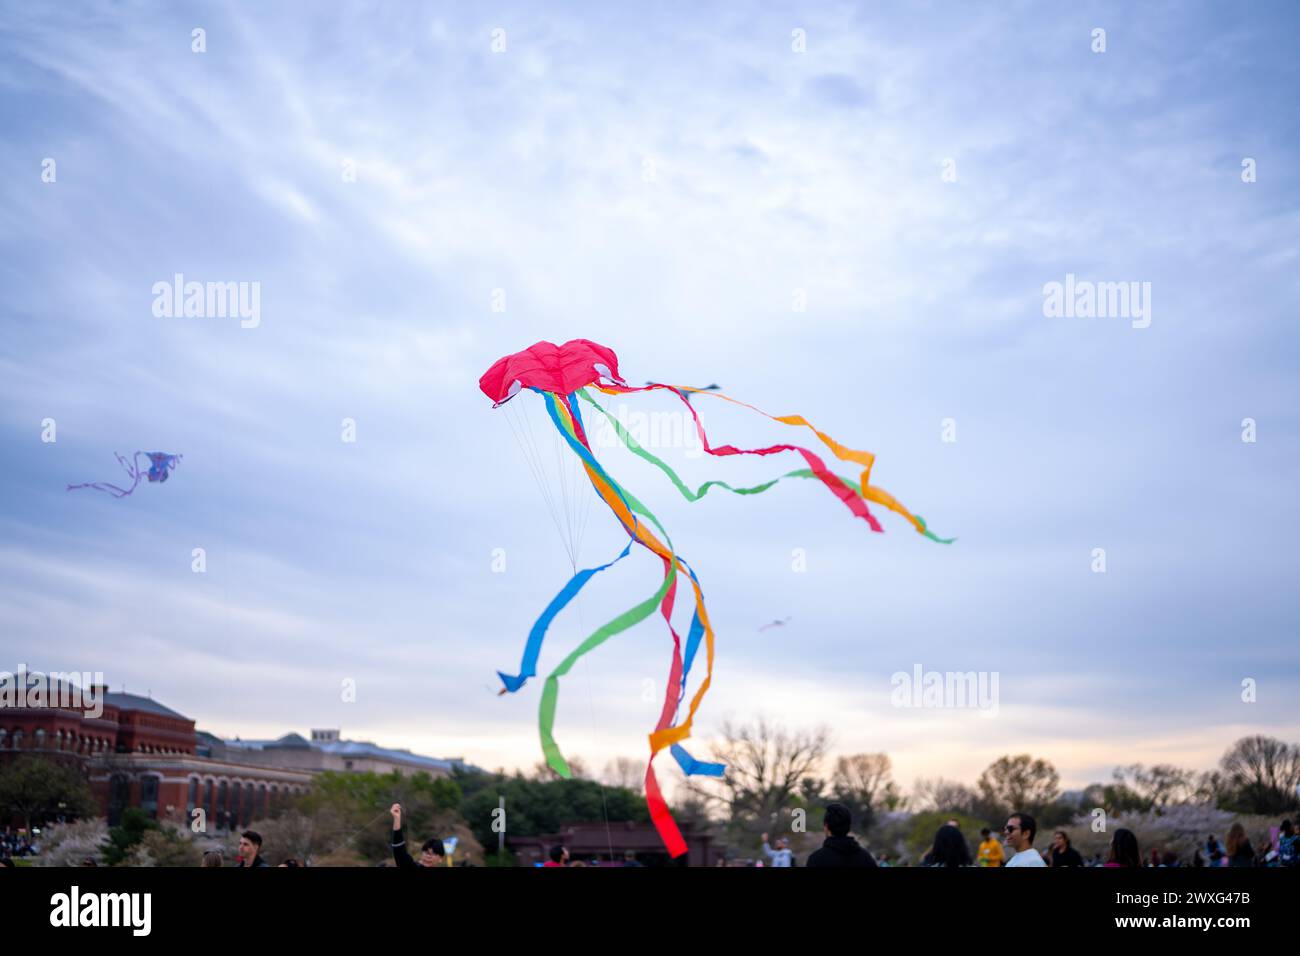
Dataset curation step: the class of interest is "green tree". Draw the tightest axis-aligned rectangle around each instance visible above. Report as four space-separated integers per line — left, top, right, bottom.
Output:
102 808 159 866
292 769 466 862
127 826 202 867
1077 780 1146 815
829 753 901 831
459 769 649 861
905 810 986 863
0 756 96 833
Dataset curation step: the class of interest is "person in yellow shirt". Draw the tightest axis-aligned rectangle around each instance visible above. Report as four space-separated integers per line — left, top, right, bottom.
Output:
977 827 1005 867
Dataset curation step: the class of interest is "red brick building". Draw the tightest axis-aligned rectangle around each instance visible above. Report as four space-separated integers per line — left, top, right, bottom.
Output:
1 678 311 829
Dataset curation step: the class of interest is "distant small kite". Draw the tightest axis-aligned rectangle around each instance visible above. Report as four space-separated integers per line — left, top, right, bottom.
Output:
68 451 182 498
758 617 791 632
645 381 720 401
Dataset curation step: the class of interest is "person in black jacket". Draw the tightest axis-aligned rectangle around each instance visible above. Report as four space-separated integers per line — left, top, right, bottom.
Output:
237 831 270 867
806 803 877 867
389 803 445 868
1049 830 1084 867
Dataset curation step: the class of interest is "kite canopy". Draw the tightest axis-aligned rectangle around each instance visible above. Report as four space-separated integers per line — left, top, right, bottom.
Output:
479 339 623 405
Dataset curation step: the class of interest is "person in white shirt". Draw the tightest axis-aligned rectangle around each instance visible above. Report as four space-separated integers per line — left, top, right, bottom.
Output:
760 832 793 867
1003 812 1047 867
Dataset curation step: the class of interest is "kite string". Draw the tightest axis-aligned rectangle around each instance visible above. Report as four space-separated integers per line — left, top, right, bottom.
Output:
503 400 570 561
571 557 616 864
526 394 578 566
342 808 395 850
504 392 614 859
561 391 617 863
552 406 575 562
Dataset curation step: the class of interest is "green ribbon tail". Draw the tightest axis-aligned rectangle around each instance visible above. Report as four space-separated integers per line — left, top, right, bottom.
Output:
580 389 788 500
579 390 954 543
540 570 675 777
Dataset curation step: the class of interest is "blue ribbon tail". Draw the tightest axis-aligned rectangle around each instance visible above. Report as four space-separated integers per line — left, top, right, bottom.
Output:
671 744 726 777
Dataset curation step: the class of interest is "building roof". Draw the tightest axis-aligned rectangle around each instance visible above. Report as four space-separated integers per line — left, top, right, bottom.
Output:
0 673 191 722
316 739 461 772
219 732 475 773
103 691 190 721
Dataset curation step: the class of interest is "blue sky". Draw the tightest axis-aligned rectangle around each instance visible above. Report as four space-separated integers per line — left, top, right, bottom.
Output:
1 1 1297 797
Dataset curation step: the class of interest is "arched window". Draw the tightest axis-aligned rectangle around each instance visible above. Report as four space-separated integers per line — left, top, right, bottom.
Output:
34 728 46 749
187 778 199 815
0 729 8 749
216 781 228 830
255 784 267 821
107 774 129 826
11 729 22 750
140 776 159 819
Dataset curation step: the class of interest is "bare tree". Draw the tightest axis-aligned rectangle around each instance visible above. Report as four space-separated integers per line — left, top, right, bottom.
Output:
1219 736 1300 814
911 777 978 815
602 757 646 791
1111 764 1195 813
533 756 591 781
1192 769 1227 805
976 755 1060 817
670 789 717 832
687 717 830 829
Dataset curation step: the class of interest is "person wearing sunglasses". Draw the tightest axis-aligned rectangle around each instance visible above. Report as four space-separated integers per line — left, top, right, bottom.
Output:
1002 812 1046 867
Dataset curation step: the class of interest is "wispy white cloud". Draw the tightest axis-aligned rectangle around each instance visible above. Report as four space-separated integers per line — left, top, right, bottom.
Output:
1 1 1297 789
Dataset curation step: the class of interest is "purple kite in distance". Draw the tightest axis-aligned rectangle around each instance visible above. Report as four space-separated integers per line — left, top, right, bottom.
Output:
67 451 182 498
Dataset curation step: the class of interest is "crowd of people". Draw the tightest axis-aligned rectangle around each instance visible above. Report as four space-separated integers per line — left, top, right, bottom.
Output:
964 814 1299 869
195 830 302 868
0 829 37 861
733 810 1299 868
3 807 1297 868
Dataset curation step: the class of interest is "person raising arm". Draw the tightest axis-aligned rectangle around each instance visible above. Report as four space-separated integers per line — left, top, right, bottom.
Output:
390 803 445 868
